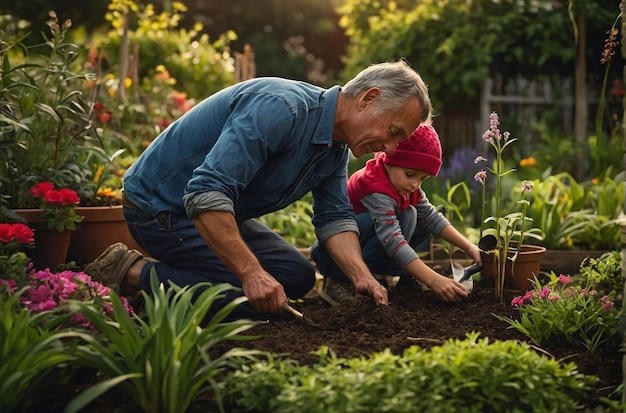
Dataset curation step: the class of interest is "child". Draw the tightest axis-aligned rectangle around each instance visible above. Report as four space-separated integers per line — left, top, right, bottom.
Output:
311 124 481 306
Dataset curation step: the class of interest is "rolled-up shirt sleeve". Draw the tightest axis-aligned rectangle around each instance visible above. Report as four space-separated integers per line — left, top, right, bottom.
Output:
311 153 358 243
183 191 234 218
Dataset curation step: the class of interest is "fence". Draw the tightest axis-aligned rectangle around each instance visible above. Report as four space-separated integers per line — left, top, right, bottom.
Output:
434 75 574 162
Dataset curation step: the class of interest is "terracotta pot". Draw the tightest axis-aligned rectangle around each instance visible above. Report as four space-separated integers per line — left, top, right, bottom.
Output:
540 249 609 275
68 205 147 266
13 209 72 270
480 244 547 291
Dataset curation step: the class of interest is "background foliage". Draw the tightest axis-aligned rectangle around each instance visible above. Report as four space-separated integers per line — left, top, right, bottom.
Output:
337 0 616 114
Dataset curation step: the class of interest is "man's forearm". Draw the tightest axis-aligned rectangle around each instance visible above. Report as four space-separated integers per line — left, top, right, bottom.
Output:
192 210 263 283
324 231 372 283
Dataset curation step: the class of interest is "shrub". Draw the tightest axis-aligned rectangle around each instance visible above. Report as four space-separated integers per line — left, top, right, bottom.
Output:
0 286 79 412
496 273 622 352
65 270 261 413
579 250 622 296
222 333 597 412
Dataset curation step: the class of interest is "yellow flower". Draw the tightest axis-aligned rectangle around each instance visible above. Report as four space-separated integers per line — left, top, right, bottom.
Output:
519 157 537 167
93 165 105 182
96 187 121 199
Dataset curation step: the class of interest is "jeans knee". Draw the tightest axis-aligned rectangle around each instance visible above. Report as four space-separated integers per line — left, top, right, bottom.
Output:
286 259 317 298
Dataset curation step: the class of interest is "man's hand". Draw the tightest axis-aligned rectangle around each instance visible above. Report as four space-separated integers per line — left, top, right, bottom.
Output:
241 271 288 314
353 276 389 306
323 232 389 307
193 210 288 314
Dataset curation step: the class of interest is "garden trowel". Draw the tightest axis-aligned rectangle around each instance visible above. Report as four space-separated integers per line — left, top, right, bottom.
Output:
451 234 497 293
451 261 479 294
282 302 322 329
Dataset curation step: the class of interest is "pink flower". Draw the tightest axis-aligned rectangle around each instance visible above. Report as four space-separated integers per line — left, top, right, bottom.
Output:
13 269 135 330
0 279 18 293
600 295 614 314
511 295 525 306
539 287 551 299
482 130 494 143
474 170 487 183
521 181 534 193
557 275 570 284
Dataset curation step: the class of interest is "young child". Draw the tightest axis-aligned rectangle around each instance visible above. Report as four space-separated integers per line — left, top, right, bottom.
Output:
311 124 482 306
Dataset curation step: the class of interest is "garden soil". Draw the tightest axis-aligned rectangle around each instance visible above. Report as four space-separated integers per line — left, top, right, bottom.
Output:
28 274 622 412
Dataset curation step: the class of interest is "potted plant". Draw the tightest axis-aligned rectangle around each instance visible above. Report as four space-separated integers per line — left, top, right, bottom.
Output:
0 12 146 266
16 181 83 269
524 171 619 275
0 12 105 210
474 111 545 300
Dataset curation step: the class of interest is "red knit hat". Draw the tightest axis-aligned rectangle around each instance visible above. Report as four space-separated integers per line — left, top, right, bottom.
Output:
382 125 442 176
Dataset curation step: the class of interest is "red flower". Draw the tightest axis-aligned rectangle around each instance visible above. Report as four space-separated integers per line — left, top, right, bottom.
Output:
29 181 83 231
0 223 34 244
12 223 34 244
58 188 81 205
609 79 626 98
43 188 80 205
42 189 65 205
30 181 81 205
96 110 112 123
94 101 112 124
0 223 16 243
30 181 55 198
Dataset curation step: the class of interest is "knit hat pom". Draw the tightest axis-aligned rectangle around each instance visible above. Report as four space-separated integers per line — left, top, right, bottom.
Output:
382 125 442 176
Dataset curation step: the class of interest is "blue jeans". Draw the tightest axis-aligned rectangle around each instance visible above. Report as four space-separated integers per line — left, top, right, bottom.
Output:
123 206 316 320
311 205 430 282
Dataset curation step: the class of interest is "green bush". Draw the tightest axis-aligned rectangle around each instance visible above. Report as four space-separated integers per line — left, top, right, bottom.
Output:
0 286 79 412
337 0 585 113
258 192 316 248
84 0 236 160
496 273 622 352
65 270 261 413
222 333 597 412
579 250 623 297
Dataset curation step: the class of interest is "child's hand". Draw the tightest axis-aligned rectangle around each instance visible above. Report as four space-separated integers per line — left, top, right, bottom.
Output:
429 275 467 302
467 244 482 267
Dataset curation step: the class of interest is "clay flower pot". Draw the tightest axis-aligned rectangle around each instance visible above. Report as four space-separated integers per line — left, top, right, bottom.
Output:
480 244 547 291
68 205 147 266
13 209 72 270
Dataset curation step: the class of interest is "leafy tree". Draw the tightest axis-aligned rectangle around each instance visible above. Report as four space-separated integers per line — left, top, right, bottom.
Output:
338 0 615 115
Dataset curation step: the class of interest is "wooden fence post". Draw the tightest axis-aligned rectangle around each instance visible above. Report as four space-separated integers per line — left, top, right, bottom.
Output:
234 44 256 84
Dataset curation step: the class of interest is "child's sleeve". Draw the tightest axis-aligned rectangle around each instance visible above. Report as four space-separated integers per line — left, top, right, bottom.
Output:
415 193 450 237
360 193 420 269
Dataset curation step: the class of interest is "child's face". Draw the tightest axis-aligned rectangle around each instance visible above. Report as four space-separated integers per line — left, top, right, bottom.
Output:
385 165 430 196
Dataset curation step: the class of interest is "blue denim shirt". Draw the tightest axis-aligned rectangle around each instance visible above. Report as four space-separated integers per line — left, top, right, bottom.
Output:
124 77 357 243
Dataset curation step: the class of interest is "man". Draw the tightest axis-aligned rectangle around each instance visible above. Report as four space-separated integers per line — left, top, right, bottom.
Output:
85 60 432 320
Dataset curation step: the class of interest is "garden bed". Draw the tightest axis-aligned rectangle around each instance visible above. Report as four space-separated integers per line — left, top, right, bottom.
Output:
213 277 621 411
25 275 621 412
